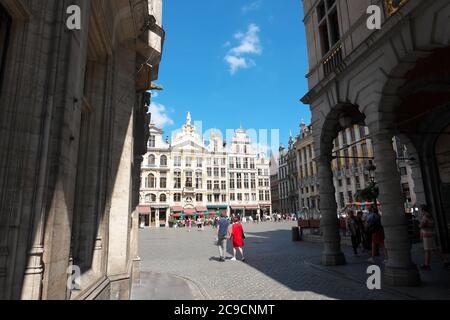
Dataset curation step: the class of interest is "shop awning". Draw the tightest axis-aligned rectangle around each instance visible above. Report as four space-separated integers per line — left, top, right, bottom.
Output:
196 206 208 212
245 205 259 209
138 206 151 214
230 206 245 210
207 205 228 209
171 206 183 212
172 213 181 218
183 208 195 216
350 202 381 207
207 210 221 215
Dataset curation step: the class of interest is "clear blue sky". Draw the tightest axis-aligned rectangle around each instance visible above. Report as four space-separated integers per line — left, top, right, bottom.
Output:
150 0 311 155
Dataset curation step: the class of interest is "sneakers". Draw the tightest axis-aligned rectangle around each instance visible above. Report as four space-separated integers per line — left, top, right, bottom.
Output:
230 257 237 261
242 258 246 262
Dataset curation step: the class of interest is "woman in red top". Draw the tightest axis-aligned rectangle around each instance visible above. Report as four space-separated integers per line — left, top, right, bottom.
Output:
231 216 245 262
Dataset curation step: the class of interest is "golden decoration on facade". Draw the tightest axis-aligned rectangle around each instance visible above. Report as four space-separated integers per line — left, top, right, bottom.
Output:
385 0 409 16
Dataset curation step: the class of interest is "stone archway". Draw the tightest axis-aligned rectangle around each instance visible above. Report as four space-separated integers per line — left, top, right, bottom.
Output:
314 103 366 266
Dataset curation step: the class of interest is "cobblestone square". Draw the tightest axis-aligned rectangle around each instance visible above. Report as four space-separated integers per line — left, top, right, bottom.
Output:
132 222 450 300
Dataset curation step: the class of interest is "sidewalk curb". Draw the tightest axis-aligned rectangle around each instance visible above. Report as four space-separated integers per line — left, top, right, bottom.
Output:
169 273 212 300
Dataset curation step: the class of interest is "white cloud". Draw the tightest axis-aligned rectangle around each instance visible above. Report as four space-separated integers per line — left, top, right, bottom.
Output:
230 24 262 55
224 55 254 75
242 1 263 13
224 23 262 75
148 102 174 128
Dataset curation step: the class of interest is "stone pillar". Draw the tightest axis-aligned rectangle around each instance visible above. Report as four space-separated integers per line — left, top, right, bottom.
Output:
155 209 160 228
371 131 420 286
166 208 170 228
316 156 346 266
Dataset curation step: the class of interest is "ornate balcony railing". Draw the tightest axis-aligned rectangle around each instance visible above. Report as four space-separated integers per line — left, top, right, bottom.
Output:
323 44 343 76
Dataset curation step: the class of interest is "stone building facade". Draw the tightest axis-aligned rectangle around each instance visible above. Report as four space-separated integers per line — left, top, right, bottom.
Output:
331 124 374 211
0 0 164 299
277 145 294 214
138 113 272 226
300 0 450 286
295 122 320 218
278 120 416 218
269 154 280 213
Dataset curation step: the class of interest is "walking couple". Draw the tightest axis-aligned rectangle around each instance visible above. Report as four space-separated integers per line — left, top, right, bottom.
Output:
216 212 246 262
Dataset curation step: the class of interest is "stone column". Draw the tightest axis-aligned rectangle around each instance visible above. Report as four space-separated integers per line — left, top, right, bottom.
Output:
316 156 346 265
371 131 420 286
155 209 160 228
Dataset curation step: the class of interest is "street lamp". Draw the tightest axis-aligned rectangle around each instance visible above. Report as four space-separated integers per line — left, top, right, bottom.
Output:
366 160 377 184
365 160 379 209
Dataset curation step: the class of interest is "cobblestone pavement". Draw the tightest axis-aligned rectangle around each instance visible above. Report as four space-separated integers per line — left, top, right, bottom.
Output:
135 222 450 300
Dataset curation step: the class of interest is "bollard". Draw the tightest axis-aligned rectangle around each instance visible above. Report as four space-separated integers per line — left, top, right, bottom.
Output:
292 226 300 241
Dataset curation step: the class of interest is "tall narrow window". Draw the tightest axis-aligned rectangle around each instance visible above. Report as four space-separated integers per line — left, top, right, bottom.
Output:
317 0 340 56
149 135 156 148
160 155 168 166
160 173 167 188
185 171 193 188
174 172 181 189
195 172 202 189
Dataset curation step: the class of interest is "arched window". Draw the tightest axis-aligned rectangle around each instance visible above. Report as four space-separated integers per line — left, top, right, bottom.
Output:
160 155 168 166
148 154 156 166
146 173 156 188
160 194 167 202
145 194 157 203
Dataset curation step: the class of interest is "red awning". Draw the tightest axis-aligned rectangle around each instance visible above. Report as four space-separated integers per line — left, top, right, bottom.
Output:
171 206 182 212
196 206 208 212
208 210 219 215
183 208 195 216
138 206 151 214
172 213 181 218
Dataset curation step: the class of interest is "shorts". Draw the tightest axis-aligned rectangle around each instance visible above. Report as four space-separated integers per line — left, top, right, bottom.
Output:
372 229 385 246
423 237 437 251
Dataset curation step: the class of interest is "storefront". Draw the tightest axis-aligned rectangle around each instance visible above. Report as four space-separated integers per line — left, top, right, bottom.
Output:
138 205 169 228
207 205 228 217
259 205 272 215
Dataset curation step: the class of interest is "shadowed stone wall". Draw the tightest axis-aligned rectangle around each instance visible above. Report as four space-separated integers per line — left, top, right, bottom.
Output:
0 0 164 300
